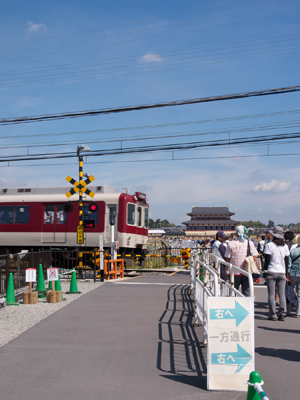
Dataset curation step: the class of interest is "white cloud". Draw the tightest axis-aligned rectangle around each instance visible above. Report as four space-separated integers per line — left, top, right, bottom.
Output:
252 180 291 193
141 52 163 63
25 21 48 35
0 178 27 188
12 96 40 112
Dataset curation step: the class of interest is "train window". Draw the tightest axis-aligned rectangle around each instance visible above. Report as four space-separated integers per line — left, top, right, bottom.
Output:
44 205 54 224
14 206 30 224
56 205 66 224
127 203 135 225
137 206 142 227
144 208 149 228
109 205 117 225
0 206 13 224
82 204 98 224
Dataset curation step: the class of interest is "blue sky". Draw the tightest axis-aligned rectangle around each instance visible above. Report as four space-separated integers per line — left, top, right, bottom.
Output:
0 0 300 225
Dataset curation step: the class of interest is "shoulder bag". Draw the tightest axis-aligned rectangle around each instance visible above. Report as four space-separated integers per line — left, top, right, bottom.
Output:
244 241 259 275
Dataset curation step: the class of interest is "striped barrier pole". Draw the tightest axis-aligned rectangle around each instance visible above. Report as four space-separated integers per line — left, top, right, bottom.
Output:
253 383 269 400
247 371 269 400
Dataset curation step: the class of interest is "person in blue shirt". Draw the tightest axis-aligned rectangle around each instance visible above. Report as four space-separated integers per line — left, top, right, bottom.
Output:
287 234 300 317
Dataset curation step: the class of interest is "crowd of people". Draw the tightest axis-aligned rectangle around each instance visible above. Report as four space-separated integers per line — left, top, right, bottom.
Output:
206 225 300 321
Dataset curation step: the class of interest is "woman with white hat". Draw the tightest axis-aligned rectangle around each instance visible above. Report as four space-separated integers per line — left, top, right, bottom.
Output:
263 226 290 321
287 234 300 317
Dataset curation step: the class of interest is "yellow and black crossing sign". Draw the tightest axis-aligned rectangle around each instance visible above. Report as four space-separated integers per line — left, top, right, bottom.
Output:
65 175 95 198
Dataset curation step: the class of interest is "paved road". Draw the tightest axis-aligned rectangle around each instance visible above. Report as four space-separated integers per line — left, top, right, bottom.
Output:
0 271 298 400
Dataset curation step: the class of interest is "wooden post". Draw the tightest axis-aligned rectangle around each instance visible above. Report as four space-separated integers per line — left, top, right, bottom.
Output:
23 282 38 304
47 280 57 303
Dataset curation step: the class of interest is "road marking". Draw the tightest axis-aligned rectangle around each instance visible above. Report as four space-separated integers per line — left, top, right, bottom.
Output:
168 271 179 276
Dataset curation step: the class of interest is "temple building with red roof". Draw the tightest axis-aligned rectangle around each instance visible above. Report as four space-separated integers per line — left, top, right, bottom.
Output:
182 206 240 237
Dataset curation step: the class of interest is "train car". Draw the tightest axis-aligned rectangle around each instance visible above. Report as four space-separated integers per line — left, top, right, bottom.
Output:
0 185 149 259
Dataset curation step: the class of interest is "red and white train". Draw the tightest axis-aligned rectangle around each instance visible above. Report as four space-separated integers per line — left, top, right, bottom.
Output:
0 185 149 258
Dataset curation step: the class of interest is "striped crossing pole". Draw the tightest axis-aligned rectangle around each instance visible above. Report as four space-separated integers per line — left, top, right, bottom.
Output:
65 145 95 275
78 147 84 271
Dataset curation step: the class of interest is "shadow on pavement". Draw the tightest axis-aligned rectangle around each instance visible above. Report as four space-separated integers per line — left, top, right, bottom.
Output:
257 326 300 334
256 347 300 362
157 284 207 389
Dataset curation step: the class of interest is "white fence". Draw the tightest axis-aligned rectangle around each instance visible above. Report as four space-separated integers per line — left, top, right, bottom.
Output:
189 251 254 344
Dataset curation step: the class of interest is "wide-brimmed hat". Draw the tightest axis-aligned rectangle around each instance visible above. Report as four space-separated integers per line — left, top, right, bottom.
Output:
269 225 284 239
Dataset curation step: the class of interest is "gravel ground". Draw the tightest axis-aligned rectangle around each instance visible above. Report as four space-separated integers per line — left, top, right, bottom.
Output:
0 280 105 348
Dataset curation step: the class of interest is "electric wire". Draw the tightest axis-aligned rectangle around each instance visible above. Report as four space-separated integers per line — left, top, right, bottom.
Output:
2 32 300 79
2 5 300 64
0 0 257 48
2 119 300 150
1 44 299 90
1 0 297 57
1 130 300 162
2 39 300 88
1 151 300 168
1 85 300 125
1 107 300 143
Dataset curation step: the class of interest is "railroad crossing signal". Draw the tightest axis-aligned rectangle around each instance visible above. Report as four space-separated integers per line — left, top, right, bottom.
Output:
65 175 95 198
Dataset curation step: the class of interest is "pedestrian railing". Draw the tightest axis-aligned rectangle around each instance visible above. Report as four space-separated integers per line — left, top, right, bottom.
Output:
189 250 254 344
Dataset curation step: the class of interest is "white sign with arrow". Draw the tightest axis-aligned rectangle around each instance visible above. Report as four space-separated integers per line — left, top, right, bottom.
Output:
207 297 255 392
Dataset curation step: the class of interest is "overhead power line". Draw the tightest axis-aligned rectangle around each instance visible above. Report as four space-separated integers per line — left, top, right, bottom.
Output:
0 0 256 49
0 0 294 57
1 130 300 163
1 85 300 125
2 3 300 64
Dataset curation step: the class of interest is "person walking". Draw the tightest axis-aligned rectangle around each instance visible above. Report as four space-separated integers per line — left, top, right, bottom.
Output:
257 235 265 270
212 230 228 281
287 234 300 317
284 230 297 251
225 225 258 296
263 226 289 321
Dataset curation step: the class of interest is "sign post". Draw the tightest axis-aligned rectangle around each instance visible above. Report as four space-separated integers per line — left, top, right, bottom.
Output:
99 235 104 281
207 297 255 392
23 268 38 304
46 268 61 303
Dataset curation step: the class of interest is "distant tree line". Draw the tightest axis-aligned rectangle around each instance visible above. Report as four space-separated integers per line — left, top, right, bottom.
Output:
149 218 300 231
241 220 267 228
241 220 300 231
149 219 176 228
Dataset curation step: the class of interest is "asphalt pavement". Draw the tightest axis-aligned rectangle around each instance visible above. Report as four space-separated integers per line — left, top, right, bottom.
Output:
0 271 299 400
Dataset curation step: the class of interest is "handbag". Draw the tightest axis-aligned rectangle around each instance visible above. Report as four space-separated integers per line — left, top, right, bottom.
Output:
244 241 259 275
285 282 298 304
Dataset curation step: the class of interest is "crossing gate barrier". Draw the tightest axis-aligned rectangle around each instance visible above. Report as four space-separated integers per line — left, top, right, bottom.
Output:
181 248 191 269
104 259 124 280
96 259 124 280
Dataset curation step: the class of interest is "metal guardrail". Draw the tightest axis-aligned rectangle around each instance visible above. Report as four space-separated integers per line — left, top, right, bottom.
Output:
189 250 254 344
